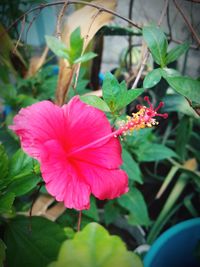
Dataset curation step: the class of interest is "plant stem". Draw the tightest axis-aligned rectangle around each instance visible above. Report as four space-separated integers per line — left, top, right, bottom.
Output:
77 211 82 232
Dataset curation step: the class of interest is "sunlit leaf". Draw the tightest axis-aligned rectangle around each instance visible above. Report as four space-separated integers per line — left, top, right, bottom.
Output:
48 222 143 267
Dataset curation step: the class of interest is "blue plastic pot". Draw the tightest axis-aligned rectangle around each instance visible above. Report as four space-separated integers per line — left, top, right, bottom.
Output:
144 218 200 267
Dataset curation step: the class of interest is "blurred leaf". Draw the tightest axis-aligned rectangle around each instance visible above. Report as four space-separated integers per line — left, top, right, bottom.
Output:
102 72 144 112
5 216 66 267
7 174 40 197
80 95 111 112
8 149 35 180
82 197 99 221
118 188 151 226
164 76 200 104
16 94 37 107
163 94 198 118
175 116 192 161
166 43 189 65
74 52 97 64
0 144 8 180
48 222 143 267
104 200 121 225
136 143 177 162
69 27 84 61
143 25 168 67
121 149 143 184
143 68 161 89
0 239 6 267
45 36 69 60
0 192 15 214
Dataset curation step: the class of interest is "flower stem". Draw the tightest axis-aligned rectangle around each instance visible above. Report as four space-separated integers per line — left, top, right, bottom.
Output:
77 211 82 232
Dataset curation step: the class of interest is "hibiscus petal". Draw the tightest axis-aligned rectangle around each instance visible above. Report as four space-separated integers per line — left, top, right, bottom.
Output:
62 96 114 152
70 137 122 169
9 101 66 160
41 140 91 210
73 160 129 200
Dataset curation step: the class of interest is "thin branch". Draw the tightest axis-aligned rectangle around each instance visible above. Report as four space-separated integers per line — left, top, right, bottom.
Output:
128 0 135 71
56 0 69 40
3 0 141 39
25 8 42 43
13 15 26 53
158 0 170 26
173 0 200 46
131 0 169 89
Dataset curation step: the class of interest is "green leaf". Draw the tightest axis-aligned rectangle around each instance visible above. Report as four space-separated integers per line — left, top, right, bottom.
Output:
136 143 177 162
143 68 161 89
80 95 111 112
166 42 189 65
104 200 121 225
8 149 35 180
82 197 99 221
4 216 66 267
164 76 200 104
0 144 8 180
143 25 168 67
69 27 84 62
121 149 143 184
7 174 41 196
45 35 69 59
74 52 97 64
102 72 144 112
48 222 143 267
0 192 15 214
175 116 192 161
118 188 151 226
0 239 6 267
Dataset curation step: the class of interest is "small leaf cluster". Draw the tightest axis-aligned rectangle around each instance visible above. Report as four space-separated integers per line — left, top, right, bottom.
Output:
46 27 97 66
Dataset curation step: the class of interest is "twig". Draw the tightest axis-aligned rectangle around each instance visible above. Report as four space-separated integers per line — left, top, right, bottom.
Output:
13 15 26 53
3 0 141 39
173 0 200 46
158 0 170 26
25 8 42 43
131 0 169 89
56 0 69 40
128 0 135 71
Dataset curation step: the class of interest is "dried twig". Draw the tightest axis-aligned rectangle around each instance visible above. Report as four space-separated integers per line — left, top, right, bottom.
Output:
173 0 200 46
3 0 141 39
13 15 26 53
56 0 69 39
131 0 169 89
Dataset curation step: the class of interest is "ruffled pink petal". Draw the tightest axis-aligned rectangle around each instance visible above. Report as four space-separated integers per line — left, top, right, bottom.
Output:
70 137 122 169
62 96 114 152
9 101 66 160
41 140 91 210
73 160 129 200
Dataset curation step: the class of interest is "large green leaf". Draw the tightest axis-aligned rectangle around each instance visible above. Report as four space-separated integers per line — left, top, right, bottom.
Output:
143 25 168 67
74 52 97 64
121 149 143 184
164 76 200 103
4 216 66 267
8 149 35 180
69 27 84 61
45 35 69 60
0 192 15 214
80 95 111 112
48 222 143 267
135 143 177 162
104 200 121 225
118 188 151 226
7 174 41 196
102 72 144 112
82 196 99 221
143 68 161 89
166 42 189 65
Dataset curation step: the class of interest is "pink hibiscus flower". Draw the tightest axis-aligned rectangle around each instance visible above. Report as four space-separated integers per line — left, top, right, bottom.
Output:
10 96 128 210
